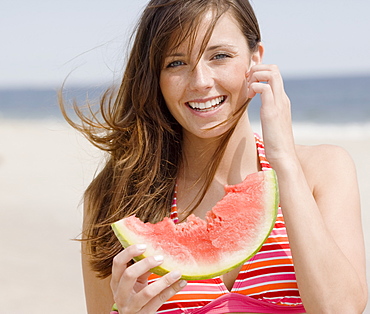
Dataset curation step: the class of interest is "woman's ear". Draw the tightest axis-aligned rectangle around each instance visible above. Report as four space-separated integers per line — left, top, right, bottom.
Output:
251 44 264 66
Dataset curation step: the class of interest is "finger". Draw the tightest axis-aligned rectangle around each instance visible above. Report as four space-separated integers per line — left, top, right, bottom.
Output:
111 244 147 292
115 255 165 298
248 71 283 99
136 271 152 286
247 70 272 99
246 64 272 82
248 81 288 128
139 273 187 313
136 270 181 302
248 63 281 75
247 65 284 98
248 82 275 109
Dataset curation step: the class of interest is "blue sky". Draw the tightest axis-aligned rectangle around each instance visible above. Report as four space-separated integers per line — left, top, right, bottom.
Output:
1 0 369 88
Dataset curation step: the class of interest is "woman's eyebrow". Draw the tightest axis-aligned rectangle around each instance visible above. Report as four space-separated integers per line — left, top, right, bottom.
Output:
165 52 186 58
207 44 237 51
165 44 237 58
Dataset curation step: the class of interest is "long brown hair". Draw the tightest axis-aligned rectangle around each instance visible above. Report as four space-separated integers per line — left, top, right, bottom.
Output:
59 0 261 279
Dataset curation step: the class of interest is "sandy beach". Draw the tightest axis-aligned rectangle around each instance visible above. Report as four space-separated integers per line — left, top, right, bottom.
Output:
1 119 369 313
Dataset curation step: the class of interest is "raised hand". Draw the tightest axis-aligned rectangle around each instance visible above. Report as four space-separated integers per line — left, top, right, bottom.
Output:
247 64 297 171
111 244 187 314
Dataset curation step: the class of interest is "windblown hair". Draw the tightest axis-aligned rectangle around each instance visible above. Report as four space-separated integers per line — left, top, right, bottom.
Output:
59 0 261 279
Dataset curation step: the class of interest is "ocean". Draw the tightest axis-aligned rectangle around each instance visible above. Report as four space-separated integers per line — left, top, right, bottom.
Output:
0 75 369 124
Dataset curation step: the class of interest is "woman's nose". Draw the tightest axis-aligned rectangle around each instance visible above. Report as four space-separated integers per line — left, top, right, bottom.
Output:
188 63 213 91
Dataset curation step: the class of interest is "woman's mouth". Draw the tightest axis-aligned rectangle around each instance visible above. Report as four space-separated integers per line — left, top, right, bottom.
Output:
186 96 226 112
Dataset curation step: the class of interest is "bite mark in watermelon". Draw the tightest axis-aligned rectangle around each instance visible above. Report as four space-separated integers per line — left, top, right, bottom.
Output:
111 169 278 280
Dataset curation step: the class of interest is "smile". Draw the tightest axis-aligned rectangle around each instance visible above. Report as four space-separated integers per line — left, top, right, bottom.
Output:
187 96 226 112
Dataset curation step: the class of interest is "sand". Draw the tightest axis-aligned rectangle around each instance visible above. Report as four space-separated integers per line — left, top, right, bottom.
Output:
0 119 369 313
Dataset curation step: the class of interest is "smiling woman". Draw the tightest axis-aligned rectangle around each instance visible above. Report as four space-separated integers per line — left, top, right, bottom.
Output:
58 0 367 313
160 11 261 139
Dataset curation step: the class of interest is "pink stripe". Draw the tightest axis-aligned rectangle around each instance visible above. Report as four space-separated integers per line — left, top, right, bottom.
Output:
180 284 228 293
270 228 289 237
249 294 302 305
237 274 298 287
252 250 292 260
260 296 303 305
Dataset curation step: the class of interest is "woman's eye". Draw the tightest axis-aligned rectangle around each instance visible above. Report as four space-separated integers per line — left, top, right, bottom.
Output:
212 53 230 60
167 60 185 68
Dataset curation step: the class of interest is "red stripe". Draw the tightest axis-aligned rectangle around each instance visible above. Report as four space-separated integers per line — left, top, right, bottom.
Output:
258 242 291 252
249 289 301 299
239 265 296 279
245 283 299 295
274 221 287 228
158 301 207 312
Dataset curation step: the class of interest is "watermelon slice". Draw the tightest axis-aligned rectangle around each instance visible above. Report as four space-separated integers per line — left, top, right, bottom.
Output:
111 169 278 280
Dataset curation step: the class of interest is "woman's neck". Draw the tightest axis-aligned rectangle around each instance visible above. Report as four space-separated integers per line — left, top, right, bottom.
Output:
180 113 259 186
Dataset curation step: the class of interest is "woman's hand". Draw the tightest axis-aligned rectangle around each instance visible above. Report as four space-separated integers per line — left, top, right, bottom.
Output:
247 64 368 312
247 64 296 171
111 244 187 314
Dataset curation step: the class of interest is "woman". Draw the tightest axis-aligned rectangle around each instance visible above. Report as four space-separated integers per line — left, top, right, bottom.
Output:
60 0 368 313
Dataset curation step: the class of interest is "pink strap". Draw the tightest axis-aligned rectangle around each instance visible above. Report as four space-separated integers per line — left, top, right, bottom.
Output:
190 294 305 314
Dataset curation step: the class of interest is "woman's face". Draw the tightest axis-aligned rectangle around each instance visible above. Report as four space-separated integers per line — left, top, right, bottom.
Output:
160 11 261 139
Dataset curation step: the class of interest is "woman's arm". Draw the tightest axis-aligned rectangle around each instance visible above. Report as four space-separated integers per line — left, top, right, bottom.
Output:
81 203 115 313
247 64 368 313
280 144 367 313
82 241 115 314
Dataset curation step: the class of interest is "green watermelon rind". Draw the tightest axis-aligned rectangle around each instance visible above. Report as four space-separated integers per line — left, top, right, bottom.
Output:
111 169 279 281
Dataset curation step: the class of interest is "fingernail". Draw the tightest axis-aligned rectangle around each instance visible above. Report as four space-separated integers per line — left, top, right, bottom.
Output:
179 280 187 288
136 244 146 251
170 270 181 280
153 255 164 262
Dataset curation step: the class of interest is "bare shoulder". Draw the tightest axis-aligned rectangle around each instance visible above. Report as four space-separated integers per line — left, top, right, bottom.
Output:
295 143 355 172
295 143 358 200
295 143 355 168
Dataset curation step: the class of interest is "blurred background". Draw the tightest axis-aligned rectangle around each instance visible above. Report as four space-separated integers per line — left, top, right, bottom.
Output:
1 0 369 312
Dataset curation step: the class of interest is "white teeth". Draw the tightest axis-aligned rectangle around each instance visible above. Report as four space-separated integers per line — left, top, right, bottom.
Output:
188 96 224 111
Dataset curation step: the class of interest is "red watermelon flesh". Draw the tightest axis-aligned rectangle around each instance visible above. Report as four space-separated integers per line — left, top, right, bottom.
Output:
112 169 278 280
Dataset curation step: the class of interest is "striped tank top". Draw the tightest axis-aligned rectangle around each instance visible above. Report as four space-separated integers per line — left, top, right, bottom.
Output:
147 136 305 313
